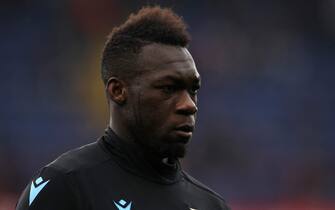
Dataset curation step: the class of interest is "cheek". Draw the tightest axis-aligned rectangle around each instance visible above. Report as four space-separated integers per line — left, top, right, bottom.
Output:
138 96 174 129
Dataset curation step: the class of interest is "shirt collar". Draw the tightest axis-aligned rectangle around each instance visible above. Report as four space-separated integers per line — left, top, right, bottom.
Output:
99 127 183 184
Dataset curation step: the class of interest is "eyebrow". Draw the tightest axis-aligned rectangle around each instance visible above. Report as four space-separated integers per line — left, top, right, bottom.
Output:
155 75 201 84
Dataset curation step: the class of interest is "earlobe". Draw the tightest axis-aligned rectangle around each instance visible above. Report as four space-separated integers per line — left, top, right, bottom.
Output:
106 77 127 105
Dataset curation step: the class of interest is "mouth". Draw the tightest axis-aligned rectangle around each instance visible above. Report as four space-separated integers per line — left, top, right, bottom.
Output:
174 124 194 140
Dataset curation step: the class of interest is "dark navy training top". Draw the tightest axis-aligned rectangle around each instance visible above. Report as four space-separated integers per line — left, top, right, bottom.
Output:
16 128 230 210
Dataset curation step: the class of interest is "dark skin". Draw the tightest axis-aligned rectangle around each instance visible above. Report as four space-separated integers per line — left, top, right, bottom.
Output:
107 43 200 161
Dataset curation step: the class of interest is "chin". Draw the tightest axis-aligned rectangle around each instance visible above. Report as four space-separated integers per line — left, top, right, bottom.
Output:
159 142 188 159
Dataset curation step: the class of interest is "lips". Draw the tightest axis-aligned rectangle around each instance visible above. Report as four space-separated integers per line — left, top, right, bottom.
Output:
174 124 194 140
175 124 194 132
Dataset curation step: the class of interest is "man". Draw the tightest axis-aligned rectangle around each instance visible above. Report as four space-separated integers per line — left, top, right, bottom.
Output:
16 6 230 210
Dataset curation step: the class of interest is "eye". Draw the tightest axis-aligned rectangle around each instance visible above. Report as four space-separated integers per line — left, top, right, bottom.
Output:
189 86 200 95
161 85 177 94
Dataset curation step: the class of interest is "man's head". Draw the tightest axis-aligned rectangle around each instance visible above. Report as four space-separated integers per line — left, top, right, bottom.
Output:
102 6 200 159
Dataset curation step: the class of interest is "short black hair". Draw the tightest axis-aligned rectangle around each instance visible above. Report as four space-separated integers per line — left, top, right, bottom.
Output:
101 6 190 85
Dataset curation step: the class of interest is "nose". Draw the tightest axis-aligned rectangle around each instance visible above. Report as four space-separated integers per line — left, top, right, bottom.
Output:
176 91 198 115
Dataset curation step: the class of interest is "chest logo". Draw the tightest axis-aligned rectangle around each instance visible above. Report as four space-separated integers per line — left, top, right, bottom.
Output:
113 199 132 210
29 177 50 206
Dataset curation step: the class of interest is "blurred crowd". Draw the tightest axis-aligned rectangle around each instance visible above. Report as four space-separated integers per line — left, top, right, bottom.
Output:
1 0 334 209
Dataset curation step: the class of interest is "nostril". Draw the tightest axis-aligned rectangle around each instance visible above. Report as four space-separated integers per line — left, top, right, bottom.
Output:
176 91 198 115
189 105 198 114
177 104 197 115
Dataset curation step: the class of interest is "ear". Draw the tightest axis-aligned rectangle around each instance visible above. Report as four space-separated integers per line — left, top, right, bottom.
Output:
106 77 127 105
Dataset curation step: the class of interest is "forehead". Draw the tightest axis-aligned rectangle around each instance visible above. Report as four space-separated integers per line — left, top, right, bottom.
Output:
137 43 200 80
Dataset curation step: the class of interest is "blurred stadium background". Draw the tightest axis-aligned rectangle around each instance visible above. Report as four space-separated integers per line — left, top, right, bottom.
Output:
1 0 335 209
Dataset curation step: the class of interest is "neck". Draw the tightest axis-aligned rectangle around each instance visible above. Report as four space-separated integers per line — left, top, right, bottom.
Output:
102 128 182 184
107 123 178 166
108 110 179 165
109 111 135 145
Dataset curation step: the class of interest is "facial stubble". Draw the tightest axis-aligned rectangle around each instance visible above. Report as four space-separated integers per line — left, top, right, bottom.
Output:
131 89 188 160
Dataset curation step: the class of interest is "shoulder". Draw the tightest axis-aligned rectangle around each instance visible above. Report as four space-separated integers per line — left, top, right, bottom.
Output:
182 171 230 210
46 140 111 174
16 140 111 210
16 165 78 210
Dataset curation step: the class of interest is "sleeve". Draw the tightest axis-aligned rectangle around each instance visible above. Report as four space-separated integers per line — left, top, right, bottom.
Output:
16 167 79 210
